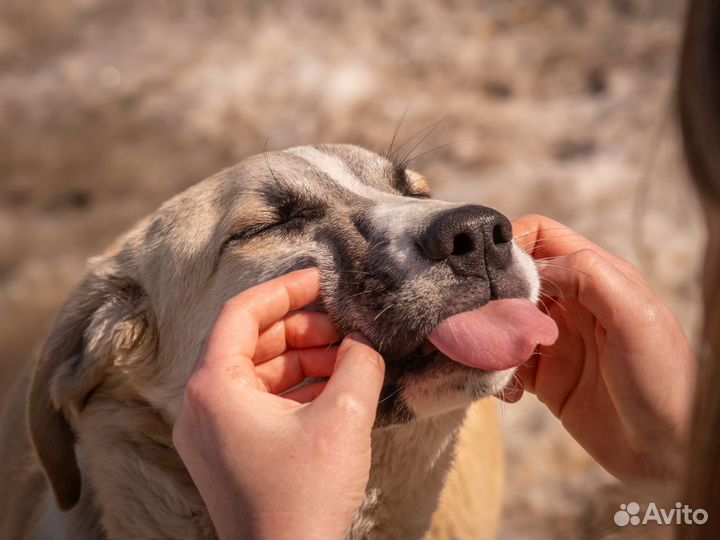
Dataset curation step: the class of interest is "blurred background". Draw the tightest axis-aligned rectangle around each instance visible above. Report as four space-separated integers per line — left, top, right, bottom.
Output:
0 0 705 537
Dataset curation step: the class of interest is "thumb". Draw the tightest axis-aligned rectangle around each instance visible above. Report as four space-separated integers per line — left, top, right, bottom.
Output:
312 333 385 423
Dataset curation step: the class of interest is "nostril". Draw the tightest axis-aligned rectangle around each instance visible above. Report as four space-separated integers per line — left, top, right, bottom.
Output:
418 205 511 276
452 233 475 256
492 222 512 245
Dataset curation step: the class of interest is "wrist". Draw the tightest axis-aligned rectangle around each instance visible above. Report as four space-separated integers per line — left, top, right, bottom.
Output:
249 520 349 540
231 509 351 540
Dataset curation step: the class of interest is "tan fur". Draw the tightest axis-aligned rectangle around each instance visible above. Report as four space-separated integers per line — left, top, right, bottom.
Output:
0 370 105 539
1 369 502 539
0 147 506 539
427 400 503 540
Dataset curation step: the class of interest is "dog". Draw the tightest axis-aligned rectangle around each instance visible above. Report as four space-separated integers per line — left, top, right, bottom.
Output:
0 144 545 539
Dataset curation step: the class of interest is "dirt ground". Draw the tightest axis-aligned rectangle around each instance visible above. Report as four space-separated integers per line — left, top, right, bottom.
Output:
0 1 704 538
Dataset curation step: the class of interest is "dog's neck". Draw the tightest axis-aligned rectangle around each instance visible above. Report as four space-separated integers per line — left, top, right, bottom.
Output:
350 408 468 539
49 400 467 539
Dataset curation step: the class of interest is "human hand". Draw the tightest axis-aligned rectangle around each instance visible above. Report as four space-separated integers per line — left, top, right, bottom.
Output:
511 215 697 484
172 268 385 540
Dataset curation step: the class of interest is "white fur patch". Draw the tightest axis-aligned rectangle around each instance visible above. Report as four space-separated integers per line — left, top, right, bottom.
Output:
402 366 515 418
511 242 540 303
286 146 379 198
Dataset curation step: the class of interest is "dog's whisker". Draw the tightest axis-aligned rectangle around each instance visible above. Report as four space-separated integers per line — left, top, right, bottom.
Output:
539 275 567 299
373 304 394 322
393 114 451 167
262 137 282 186
538 291 568 312
344 289 374 301
538 261 596 281
512 227 585 241
521 231 586 241
402 138 481 166
333 268 372 276
385 106 409 159
378 385 402 405
389 115 447 161
536 296 551 314
522 238 593 252
521 240 589 252
512 232 589 252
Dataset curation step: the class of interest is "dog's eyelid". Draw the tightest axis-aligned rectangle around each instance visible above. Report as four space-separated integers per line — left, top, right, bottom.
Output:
220 222 272 252
222 207 323 252
225 225 268 244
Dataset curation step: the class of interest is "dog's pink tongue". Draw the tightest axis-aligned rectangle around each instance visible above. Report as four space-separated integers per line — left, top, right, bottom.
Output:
428 298 558 371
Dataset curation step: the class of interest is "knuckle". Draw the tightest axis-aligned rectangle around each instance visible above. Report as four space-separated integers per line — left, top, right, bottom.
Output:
349 345 385 377
620 258 649 284
331 393 369 420
216 300 237 324
171 422 185 451
570 248 611 277
573 248 603 268
183 373 210 408
223 294 246 314
613 253 640 272
337 336 357 355
365 349 386 376
639 300 670 326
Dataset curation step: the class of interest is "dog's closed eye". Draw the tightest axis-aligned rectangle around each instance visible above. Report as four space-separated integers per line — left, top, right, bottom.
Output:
223 206 325 248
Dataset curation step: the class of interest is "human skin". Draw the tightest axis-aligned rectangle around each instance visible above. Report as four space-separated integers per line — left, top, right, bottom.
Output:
512 214 698 484
172 269 386 540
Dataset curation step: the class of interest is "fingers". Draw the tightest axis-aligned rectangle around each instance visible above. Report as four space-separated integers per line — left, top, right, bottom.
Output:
202 268 322 370
310 334 385 423
538 249 657 332
254 312 340 364
512 214 647 288
512 214 600 259
235 268 323 329
256 346 338 394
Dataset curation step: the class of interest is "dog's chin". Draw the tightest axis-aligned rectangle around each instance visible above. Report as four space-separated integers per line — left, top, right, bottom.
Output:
374 348 515 426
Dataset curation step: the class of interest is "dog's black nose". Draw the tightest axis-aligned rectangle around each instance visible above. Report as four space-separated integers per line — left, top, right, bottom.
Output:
418 205 513 277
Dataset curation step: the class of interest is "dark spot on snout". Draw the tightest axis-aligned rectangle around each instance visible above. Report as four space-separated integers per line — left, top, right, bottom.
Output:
417 205 512 278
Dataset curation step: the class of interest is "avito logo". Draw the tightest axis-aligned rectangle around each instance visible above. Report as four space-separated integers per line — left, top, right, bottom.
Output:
614 502 708 527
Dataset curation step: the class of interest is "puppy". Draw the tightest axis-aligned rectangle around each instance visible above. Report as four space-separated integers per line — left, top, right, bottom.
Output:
0 144 548 539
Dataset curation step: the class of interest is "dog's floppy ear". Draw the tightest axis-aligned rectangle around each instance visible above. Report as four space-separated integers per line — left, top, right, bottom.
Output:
28 257 156 510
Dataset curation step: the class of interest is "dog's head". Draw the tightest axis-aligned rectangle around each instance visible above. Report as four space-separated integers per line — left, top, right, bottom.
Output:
29 144 542 511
